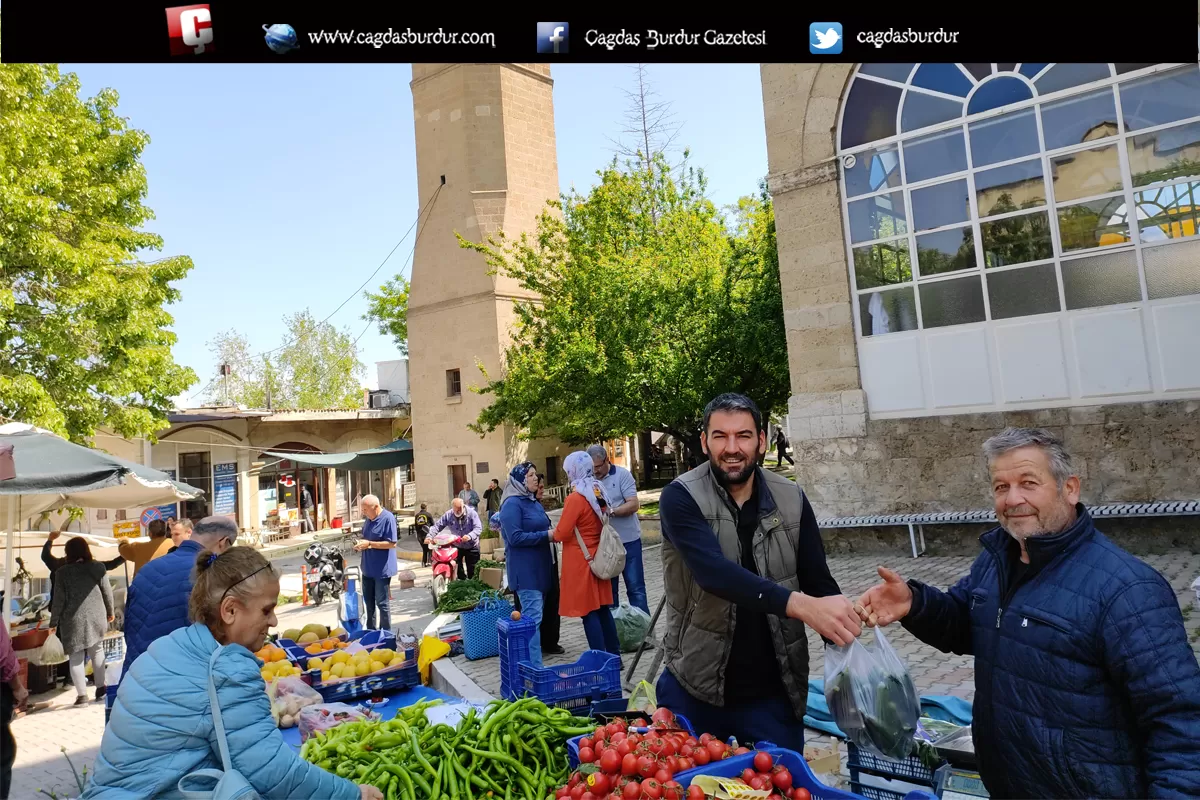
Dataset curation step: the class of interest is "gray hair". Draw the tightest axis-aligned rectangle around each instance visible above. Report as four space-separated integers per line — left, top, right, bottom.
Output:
173 518 194 532
360 494 380 508
586 445 608 462
193 516 237 543
982 427 1075 488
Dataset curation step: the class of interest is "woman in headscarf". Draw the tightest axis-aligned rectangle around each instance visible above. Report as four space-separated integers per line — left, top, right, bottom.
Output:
497 461 554 667
552 451 621 655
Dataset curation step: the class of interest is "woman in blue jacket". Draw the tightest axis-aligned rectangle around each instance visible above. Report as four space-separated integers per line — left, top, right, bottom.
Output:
498 461 553 667
84 547 379 800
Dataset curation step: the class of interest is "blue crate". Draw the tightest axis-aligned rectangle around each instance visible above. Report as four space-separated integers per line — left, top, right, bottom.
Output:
847 742 937 786
304 661 419 703
518 649 620 705
674 746 868 800
850 781 940 800
497 615 534 695
461 594 514 660
567 712 696 768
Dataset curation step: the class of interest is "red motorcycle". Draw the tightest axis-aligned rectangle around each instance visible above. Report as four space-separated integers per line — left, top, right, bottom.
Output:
426 530 460 604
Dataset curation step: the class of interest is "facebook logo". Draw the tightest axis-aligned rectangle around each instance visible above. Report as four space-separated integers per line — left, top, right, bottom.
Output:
537 22 569 54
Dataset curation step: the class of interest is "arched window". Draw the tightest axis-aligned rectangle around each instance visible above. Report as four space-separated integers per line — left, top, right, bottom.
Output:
838 63 1200 338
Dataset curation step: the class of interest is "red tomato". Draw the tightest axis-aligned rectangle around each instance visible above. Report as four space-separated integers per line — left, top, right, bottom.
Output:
665 756 680 774
654 769 672 784
679 744 694 758
611 732 627 744
556 786 570 798
599 749 621 774
569 773 581 788
621 753 639 776
588 773 610 796
685 737 698 748
734 747 750 756
622 781 641 800
677 757 694 771
632 718 648 728
687 786 706 800
705 740 726 761
771 768 793 792
753 751 773 774
616 741 633 758
580 737 594 752
742 768 757 783
662 781 684 800
792 787 811 800
595 726 607 739
642 778 663 799
698 733 713 744
607 722 625 738
748 776 768 791
628 733 643 746
637 755 657 779
652 707 676 727
579 747 596 764
570 784 586 800
692 748 710 766
580 793 597 800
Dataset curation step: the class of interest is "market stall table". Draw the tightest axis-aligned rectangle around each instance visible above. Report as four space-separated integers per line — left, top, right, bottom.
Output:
279 684 456 750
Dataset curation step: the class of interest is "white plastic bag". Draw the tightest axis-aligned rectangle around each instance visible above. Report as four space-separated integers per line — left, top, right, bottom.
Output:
612 601 652 652
824 626 920 760
267 675 323 728
33 632 67 666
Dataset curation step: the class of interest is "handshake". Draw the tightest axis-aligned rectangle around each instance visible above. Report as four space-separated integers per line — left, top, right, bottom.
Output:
786 567 914 646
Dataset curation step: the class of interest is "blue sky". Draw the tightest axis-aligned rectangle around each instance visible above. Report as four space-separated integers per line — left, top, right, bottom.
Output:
60 63 768 403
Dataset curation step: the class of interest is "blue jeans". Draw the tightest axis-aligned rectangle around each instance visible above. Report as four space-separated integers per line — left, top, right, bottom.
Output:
581 606 621 656
516 589 544 668
362 576 392 631
610 538 649 615
655 668 805 752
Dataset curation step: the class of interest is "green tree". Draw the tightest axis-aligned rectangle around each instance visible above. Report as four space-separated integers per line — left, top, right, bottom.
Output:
0 64 197 442
459 153 789 461
204 311 365 410
364 275 410 356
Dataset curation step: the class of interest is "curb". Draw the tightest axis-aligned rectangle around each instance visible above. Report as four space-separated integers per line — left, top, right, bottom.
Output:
431 658 494 702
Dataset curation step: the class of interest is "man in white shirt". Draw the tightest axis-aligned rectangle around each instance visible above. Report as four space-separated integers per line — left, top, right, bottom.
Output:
587 444 649 614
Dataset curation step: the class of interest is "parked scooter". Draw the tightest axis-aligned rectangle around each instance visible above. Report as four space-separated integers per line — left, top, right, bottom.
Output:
303 542 345 606
426 531 460 604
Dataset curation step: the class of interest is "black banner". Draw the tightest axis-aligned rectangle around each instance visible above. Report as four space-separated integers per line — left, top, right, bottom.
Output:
2 7 1196 63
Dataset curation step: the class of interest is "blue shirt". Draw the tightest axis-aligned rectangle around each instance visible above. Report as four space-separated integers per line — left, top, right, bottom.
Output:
599 464 642 543
360 509 398 578
120 539 206 685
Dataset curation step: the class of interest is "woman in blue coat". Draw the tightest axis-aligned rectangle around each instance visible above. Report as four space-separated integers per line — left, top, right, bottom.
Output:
498 461 553 667
84 547 379 800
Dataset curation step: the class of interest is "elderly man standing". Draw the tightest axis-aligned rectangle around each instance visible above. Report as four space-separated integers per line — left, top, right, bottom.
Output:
430 498 482 581
858 427 1200 799
120 516 235 684
587 444 649 615
353 495 397 631
458 482 481 516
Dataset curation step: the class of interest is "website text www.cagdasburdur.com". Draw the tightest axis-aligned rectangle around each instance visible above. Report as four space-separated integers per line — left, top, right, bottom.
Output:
306 28 496 49
856 27 960 49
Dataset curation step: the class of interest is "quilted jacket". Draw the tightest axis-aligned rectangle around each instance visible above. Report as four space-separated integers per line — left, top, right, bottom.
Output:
84 623 358 799
904 505 1200 799
119 540 205 685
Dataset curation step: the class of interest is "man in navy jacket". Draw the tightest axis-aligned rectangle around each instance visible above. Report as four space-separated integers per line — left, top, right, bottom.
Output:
858 427 1200 799
118 516 235 684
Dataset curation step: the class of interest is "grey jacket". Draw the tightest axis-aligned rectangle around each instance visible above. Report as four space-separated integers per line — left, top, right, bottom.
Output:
49 561 114 654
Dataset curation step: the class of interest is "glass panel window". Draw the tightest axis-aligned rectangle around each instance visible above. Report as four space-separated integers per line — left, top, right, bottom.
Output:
1050 145 1123 203
1135 181 1200 243
1144 238 1200 299
967 77 1033 115
916 226 976 276
911 179 970 231
848 191 907 243
987 264 1061 319
969 109 1039 167
853 241 913 289
859 63 915 82
859 287 919 336
841 80 903 150
1061 250 1141 308
918 275 987 328
981 211 1053 266
1034 64 1111 95
903 128 967 183
912 64 973 97
902 92 963 133
962 64 992 81
1120 65 1200 132
1019 63 1049 80
844 145 902 197
1126 120 1200 188
976 159 1046 216
1115 64 1157 74
1058 197 1130 251
1040 89 1118 150
997 63 1016 73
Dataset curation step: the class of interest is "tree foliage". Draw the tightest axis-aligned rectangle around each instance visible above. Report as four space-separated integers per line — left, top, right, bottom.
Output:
364 275 410 356
460 153 789 457
204 310 365 410
0 64 197 442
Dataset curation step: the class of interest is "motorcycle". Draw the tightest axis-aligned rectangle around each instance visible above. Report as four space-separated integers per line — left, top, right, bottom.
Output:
426 531 460 605
303 542 345 606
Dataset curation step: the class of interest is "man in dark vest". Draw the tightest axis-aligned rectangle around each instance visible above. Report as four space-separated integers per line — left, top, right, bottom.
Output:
656 393 861 751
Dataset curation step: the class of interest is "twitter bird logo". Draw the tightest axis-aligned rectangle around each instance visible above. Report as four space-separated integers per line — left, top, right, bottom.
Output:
810 22 843 54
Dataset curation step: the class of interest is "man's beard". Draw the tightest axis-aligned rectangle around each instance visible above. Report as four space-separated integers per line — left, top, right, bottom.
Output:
709 452 756 487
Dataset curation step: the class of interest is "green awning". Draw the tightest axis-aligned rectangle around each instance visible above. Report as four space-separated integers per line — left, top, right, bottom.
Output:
263 438 413 471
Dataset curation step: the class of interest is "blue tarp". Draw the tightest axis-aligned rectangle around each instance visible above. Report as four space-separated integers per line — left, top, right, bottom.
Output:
281 684 454 749
803 678 973 738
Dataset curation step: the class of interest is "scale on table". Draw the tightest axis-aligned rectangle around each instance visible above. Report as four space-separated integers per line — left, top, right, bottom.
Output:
931 728 990 799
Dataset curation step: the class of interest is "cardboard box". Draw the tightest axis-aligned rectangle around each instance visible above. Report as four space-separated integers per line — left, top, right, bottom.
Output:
479 567 503 589
479 537 497 555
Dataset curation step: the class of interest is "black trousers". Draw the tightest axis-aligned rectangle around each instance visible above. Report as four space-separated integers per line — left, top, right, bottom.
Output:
776 445 794 466
1 683 14 800
456 547 479 581
417 527 430 566
541 549 561 649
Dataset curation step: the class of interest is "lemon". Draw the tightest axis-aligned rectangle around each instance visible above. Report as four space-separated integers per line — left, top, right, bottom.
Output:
389 655 404 668
354 661 371 677
369 660 386 674
372 648 393 661
321 670 333 683
331 651 351 665
260 667 272 681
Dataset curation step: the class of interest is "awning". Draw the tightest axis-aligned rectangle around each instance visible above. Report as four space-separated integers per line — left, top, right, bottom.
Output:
262 438 413 471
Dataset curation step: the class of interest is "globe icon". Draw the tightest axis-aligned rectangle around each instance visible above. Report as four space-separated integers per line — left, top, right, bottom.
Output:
263 24 299 55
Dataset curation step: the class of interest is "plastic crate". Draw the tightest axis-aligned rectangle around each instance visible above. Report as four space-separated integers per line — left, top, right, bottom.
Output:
674 746 863 800
497 615 535 695
518 649 621 705
567 712 696 768
303 657 419 703
847 742 936 786
850 782 939 800
102 634 124 664
276 630 353 664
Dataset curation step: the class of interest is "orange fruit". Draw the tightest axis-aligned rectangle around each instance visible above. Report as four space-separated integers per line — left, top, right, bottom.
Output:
272 649 288 662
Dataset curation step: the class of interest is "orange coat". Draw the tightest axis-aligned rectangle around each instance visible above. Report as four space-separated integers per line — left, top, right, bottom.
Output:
552 491 614 617
118 537 172 577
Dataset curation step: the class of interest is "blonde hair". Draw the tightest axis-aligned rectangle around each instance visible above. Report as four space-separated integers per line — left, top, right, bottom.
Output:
189 546 278 635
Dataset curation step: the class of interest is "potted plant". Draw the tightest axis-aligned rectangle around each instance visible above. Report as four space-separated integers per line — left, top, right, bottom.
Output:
479 525 499 555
